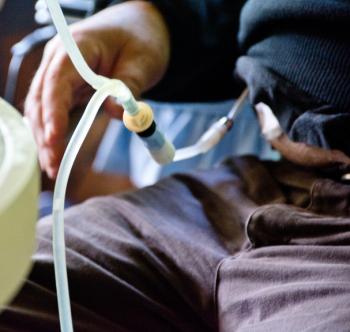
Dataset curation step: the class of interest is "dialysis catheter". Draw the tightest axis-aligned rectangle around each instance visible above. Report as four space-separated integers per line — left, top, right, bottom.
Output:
42 1 249 331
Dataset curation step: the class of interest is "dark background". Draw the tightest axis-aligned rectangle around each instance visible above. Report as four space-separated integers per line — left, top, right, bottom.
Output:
0 1 39 109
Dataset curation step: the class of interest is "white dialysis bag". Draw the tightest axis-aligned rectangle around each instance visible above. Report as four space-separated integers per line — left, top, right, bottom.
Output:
0 98 39 310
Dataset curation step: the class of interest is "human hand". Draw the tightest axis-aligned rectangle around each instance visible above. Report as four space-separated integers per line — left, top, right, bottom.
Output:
25 1 170 178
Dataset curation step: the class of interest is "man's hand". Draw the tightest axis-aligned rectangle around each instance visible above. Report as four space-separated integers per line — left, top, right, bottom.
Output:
25 1 170 178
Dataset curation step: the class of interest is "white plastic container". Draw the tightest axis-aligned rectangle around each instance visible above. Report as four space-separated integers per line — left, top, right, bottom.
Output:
0 98 39 310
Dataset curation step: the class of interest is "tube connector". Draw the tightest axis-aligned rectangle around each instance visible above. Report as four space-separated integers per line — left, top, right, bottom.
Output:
174 117 229 161
139 125 175 164
122 101 175 164
123 101 154 133
195 117 229 152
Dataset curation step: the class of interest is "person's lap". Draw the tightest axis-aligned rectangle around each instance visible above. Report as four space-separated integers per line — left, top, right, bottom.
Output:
1 156 350 331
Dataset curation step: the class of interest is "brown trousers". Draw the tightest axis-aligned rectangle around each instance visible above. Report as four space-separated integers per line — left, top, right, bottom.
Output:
1 156 350 331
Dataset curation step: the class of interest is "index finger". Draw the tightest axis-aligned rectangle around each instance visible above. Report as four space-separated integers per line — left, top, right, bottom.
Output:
24 41 58 147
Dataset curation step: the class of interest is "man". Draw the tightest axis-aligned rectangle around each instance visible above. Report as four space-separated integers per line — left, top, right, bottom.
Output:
1 1 350 331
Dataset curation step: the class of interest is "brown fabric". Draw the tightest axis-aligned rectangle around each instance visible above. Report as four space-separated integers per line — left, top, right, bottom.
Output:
1 156 349 331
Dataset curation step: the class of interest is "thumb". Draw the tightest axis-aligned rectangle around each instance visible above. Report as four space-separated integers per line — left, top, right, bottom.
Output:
103 44 162 118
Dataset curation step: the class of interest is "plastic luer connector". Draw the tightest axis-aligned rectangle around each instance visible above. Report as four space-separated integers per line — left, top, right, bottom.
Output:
137 121 175 164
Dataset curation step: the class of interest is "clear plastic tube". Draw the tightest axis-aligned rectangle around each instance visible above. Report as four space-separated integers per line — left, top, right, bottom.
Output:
43 1 174 329
174 117 229 161
52 82 117 332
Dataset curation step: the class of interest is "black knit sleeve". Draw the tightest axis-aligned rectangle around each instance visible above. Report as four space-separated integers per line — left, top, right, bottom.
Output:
106 0 246 101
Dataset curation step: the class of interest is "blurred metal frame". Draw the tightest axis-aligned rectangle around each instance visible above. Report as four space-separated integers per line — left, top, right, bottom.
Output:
4 25 56 103
4 0 108 104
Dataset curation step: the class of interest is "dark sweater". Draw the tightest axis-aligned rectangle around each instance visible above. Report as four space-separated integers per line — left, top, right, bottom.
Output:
239 0 350 111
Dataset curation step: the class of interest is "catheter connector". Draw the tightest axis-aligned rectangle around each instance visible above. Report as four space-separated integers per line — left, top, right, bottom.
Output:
123 101 176 164
123 101 154 133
